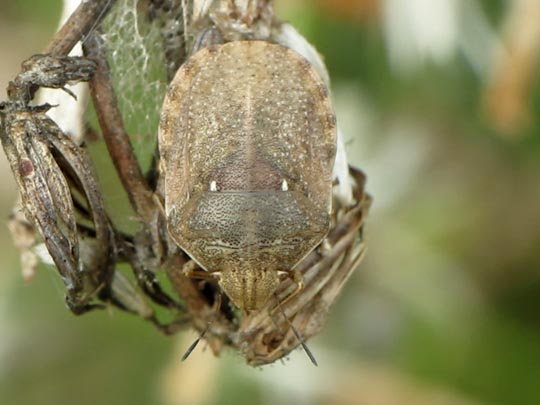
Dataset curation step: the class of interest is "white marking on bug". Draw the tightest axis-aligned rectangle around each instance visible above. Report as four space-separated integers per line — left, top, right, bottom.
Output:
210 180 217 191
281 179 288 191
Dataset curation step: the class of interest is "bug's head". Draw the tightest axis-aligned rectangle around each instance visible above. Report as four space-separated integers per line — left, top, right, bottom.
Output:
217 267 280 311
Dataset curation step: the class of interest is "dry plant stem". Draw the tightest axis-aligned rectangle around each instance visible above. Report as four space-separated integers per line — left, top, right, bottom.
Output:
83 32 181 312
83 33 155 221
3 0 130 314
1 112 78 283
7 1 115 103
46 0 117 57
2 77 114 313
47 124 116 289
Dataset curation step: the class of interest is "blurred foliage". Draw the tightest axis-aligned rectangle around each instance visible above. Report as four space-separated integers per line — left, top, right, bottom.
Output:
0 0 62 27
1 0 540 404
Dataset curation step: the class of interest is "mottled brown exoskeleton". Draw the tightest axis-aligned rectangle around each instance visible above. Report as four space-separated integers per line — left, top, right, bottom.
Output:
159 41 336 311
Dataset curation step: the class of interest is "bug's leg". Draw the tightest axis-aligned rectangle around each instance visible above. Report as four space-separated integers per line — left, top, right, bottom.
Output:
82 32 182 310
277 269 305 308
182 262 219 293
183 261 220 282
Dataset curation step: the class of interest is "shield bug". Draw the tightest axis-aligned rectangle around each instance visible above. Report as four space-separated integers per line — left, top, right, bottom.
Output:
159 40 337 311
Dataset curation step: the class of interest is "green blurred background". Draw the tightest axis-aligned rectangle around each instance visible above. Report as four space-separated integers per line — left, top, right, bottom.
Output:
1 0 540 404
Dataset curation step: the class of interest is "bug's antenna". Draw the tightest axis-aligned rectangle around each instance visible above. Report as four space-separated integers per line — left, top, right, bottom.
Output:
181 293 222 361
181 326 208 361
275 296 318 366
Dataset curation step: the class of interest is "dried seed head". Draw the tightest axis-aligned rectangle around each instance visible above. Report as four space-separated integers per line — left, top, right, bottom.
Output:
159 40 337 310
